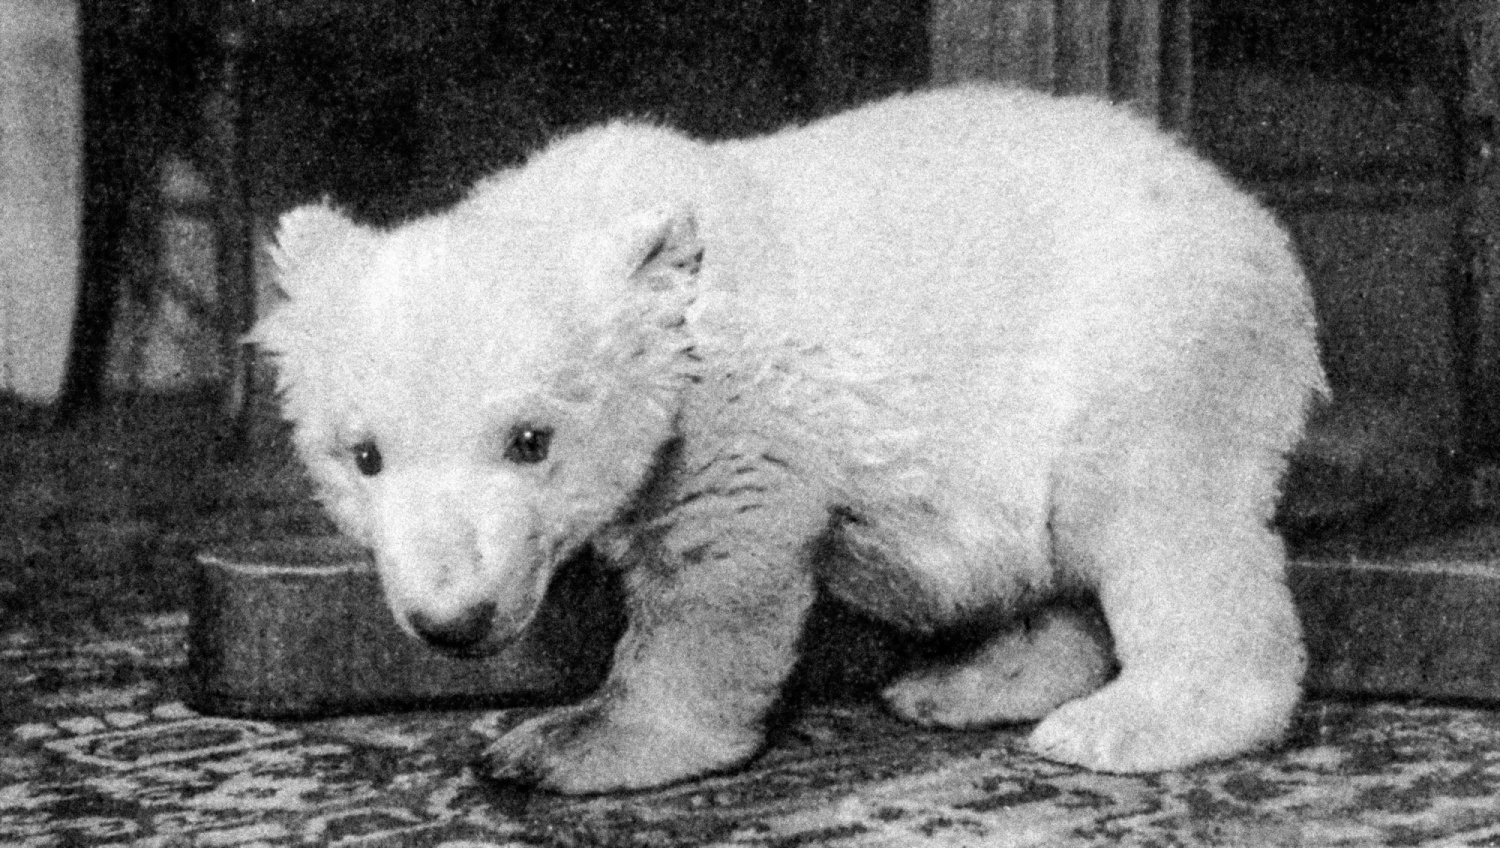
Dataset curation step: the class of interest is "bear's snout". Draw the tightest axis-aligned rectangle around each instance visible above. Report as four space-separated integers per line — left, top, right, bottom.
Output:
367 467 555 653
407 601 498 653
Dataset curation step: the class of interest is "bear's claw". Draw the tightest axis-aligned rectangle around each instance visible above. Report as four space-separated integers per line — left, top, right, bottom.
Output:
478 703 612 793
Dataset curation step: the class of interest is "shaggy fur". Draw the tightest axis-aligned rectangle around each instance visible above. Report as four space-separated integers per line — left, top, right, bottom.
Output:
253 84 1326 794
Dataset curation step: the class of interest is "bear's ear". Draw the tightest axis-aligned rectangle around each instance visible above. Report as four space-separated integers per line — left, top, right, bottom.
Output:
272 202 362 297
622 206 703 292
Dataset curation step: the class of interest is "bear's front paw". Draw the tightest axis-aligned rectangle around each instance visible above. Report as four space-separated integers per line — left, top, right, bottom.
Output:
479 700 763 794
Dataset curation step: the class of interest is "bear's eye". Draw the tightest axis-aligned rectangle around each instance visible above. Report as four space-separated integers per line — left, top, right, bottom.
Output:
504 426 552 464
351 441 383 476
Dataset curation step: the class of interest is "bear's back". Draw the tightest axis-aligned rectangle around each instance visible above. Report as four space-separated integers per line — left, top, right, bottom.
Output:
712 86 1319 444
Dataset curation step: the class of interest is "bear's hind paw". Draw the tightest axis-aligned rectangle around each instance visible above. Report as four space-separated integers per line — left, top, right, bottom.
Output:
1026 672 1295 772
884 605 1114 728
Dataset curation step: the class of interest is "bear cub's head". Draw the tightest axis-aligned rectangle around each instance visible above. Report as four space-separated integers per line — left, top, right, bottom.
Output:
252 191 708 655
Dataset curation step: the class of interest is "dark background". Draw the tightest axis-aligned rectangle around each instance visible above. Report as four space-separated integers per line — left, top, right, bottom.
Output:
82 0 1449 221
61 0 1478 562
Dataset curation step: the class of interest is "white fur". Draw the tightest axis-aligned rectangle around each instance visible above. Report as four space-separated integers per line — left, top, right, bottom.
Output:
254 84 1325 792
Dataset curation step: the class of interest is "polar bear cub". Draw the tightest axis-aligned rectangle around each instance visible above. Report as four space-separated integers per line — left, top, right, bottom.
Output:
253 84 1325 794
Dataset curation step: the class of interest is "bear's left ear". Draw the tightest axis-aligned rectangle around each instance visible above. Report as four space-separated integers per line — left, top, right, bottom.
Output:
622 206 703 292
272 202 365 299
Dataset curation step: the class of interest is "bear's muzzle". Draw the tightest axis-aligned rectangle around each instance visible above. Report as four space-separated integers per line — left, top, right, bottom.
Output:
407 600 499 653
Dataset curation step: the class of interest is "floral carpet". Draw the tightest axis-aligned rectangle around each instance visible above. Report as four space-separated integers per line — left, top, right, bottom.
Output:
3 610 1500 847
5 396 1500 847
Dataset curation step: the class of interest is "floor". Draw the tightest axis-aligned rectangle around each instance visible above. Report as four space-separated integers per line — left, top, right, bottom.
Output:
5 394 1500 846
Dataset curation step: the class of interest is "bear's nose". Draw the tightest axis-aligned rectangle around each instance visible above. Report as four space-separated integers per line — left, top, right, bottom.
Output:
407 601 497 650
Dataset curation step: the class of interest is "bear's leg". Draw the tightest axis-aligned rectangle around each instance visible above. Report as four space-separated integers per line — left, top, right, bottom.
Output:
480 510 819 794
1030 489 1305 772
883 603 1114 727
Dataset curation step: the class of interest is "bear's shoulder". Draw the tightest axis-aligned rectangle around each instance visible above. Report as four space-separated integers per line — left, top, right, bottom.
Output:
462 121 738 225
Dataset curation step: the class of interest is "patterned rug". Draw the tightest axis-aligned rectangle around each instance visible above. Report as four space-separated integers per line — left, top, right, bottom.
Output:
5 613 1500 847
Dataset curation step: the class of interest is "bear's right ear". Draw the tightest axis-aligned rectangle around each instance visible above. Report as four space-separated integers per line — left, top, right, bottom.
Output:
272 202 361 298
622 205 703 293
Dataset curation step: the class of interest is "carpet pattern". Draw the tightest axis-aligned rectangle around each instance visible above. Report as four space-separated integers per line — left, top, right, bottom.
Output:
5 613 1500 847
